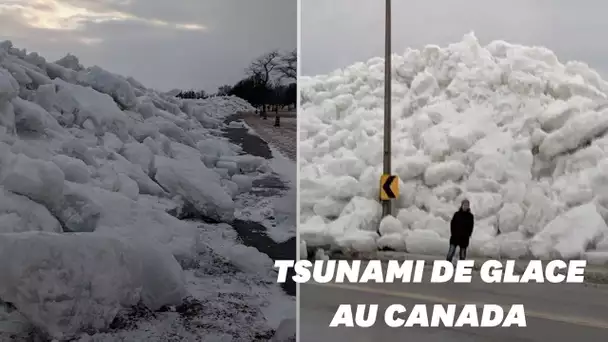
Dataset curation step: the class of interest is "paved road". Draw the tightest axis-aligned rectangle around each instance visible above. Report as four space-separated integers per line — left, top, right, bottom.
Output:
300 262 608 341
222 114 296 296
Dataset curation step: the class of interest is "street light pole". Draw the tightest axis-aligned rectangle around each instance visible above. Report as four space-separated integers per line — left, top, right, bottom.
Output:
382 0 392 218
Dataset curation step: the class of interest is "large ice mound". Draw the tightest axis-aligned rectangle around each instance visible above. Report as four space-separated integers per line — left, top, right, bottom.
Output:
0 40 258 338
0 232 186 339
299 32 608 261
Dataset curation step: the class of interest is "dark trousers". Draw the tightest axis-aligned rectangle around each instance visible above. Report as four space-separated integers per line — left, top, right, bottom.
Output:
446 244 467 262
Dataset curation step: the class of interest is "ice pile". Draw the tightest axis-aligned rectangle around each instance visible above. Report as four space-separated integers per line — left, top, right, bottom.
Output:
299 33 608 262
0 40 261 339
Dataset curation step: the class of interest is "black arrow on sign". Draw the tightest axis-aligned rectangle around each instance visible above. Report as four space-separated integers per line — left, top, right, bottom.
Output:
383 175 396 199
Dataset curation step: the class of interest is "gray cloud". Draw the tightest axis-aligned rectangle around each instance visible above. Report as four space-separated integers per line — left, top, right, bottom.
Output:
301 0 608 78
0 0 296 92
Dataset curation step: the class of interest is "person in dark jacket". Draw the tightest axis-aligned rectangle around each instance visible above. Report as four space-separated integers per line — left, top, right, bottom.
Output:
446 199 474 262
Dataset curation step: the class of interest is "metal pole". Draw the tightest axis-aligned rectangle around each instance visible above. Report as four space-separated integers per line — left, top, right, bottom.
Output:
382 0 392 218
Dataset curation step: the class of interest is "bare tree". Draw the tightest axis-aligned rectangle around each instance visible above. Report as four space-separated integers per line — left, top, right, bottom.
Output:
247 50 281 87
247 51 282 115
217 85 232 96
277 49 297 80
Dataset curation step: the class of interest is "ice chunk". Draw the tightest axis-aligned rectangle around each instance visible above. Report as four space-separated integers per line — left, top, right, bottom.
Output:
539 109 608 159
530 203 608 259
0 67 19 103
129 240 187 311
313 197 347 219
116 173 139 199
0 233 185 339
52 154 90 184
378 215 403 235
102 132 123 152
59 182 200 260
497 203 524 234
0 232 185 339
227 244 274 276
299 216 330 248
336 196 382 231
404 230 447 255
84 66 137 109
424 160 466 186
61 138 98 167
219 155 267 173
333 230 378 252
120 141 154 175
330 175 359 200
11 97 64 135
231 174 253 194
0 232 141 339
473 155 507 181
154 156 234 222
396 206 427 230
105 153 166 196
216 160 239 175
325 156 366 178
221 179 239 198
0 153 65 209
55 53 83 71
497 232 530 259
53 79 129 140
520 190 560 235
412 214 449 238
148 117 195 147
56 182 102 233
0 188 62 233
432 182 462 202
467 192 503 219
394 155 431 180
197 138 239 157
377 233 407 251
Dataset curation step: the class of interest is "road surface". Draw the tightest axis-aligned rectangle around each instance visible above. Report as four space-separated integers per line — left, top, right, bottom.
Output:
300 262 608 341
241 111 296 161
222 114 296 296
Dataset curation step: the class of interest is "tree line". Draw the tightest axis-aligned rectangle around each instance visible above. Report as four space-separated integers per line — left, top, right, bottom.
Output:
176 50 296 113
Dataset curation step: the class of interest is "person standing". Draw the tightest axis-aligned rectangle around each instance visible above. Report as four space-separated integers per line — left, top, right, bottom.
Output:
446 199 474 262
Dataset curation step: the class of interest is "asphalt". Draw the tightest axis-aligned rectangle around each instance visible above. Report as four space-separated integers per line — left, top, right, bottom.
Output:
222 114 296 296
300 261 608 341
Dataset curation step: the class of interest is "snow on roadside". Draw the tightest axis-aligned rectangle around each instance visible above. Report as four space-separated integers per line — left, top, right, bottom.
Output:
0 40 291 340
70 222 295 341
234 137 296 243
268 146 297 240
242 119 263 138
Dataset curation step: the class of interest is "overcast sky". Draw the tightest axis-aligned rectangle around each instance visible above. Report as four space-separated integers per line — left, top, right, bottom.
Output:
301 0 608 78
0 0 296 92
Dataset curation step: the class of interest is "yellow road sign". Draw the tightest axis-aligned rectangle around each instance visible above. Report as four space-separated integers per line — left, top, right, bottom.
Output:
380 174 399 200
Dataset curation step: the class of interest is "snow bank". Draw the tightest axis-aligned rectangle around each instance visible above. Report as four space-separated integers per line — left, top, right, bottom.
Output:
0 40 257 337
0 232 185 340
299 33 608 260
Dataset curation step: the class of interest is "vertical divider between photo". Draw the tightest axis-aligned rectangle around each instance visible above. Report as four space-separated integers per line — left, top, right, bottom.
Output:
295 0 303 341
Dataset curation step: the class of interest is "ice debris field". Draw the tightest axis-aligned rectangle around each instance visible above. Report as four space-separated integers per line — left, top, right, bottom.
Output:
0 40 294 341
299 33 608 264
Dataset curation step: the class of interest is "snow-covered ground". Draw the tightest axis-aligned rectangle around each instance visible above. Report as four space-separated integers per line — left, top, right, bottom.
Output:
0 41 294 341
243 113 297 161
299 32 608 263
